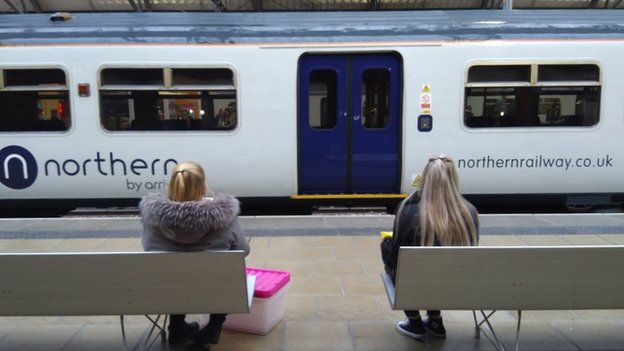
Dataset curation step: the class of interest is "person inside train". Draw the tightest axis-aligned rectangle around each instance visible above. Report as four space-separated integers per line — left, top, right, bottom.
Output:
217 102 237 129
380 154 479 341
464 105 474 119
546 100 562 125
49 109 67 130
139 161 249 346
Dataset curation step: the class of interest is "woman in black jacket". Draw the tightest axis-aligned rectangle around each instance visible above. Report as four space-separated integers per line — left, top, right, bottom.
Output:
140 161 249 346
381 154 479 341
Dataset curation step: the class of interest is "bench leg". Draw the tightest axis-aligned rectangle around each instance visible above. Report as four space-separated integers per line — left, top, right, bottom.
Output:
472 310 480 338
473 310 506 351
514 310 522 351
472 310 523 351
142 314 167 351
118 314 168 351
160 315 168 343
120 315 129 351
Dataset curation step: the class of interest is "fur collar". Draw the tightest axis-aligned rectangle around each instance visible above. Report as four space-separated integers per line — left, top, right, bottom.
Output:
140 193 240 239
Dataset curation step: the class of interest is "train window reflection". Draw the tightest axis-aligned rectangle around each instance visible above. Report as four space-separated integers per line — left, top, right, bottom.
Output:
361 69 390 129
309 70 337 129
465 86 600 128
0 68 70 132
100 68 237 132
101 91 236 131
465 64 600 128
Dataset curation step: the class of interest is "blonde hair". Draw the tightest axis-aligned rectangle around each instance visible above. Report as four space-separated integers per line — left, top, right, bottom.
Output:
167 161 207 202
414 154 477 246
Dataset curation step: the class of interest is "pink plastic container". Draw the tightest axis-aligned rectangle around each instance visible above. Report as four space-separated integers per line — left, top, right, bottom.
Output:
222 268 290 335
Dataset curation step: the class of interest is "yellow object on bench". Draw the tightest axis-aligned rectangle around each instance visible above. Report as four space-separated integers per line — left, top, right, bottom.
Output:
380 231 393 239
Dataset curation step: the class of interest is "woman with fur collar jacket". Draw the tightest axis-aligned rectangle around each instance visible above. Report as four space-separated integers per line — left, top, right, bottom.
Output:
139 161 249 347
140 192 248 253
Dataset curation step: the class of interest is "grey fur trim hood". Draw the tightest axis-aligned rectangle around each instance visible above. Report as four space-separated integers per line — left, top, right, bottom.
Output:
139 193 240 244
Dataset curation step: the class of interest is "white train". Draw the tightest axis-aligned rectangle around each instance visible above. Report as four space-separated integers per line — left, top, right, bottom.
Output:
0 10 622 211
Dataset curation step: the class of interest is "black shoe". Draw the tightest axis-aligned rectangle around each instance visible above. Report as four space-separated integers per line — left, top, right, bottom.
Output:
424 317 446 338
189 322 223 345
396 318 426 341
168 321 200 345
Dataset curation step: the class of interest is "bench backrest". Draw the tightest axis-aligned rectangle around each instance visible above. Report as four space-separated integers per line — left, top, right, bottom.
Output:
0 251 252 316
386 246 624 310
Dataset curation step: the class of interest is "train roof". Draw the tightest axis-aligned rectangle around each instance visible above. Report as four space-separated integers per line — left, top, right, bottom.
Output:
1 10 624 45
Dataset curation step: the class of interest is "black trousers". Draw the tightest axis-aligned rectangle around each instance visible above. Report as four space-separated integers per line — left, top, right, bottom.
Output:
404 309 441 321
169 314 227 328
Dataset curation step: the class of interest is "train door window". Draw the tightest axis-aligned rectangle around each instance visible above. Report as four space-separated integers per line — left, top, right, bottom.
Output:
465 64 600 128
361 69 390 129
99 67 237 131
0 68 70 132
308 70 337 129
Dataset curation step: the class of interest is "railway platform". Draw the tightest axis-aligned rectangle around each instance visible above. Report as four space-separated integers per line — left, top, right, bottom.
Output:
0 213 623 350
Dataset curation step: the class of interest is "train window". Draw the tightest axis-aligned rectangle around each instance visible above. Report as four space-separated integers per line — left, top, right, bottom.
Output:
0 68 70 132
99 68 237 131
538 65 599 82
308 70 337 129
172 69 234 87
468 65 530 83
465 64 600 128
101 68 164 87
361 69 390 129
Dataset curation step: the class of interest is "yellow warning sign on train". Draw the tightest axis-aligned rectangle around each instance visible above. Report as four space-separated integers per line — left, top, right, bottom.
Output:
420 85 431 114
411 174 422 187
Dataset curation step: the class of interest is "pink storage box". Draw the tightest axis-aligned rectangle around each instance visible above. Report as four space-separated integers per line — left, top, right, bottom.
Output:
222 268 290 335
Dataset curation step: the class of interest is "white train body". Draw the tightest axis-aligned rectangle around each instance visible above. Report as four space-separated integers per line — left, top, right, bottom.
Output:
0 11 622 208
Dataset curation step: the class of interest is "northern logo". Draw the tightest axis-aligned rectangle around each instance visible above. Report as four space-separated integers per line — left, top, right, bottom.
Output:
0 145 38 189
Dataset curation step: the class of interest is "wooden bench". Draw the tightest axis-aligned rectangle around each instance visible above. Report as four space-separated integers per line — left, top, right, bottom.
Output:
382 246 624 351
0 250 255 350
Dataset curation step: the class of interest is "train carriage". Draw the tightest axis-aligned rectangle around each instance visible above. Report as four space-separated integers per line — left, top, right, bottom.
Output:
0 10 622 211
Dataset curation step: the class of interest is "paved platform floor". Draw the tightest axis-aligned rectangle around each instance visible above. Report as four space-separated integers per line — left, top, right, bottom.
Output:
1 232 624 350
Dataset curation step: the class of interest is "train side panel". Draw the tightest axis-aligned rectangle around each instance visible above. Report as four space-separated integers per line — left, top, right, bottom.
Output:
0 45 300 199
399 40 623 199
0 40 622 204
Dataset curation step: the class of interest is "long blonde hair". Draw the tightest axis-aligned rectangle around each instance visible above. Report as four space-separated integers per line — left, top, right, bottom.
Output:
416 154 477 246
167 161 207 202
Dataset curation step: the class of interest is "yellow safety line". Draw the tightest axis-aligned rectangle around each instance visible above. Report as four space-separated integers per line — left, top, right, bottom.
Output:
291 194 407 200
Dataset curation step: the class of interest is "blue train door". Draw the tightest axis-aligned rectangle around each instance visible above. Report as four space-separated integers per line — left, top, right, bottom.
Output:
298 53 401 194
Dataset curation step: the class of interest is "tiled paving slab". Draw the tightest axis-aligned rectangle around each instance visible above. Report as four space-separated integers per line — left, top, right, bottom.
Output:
284 321 353 351
475 320 580 351
61 324 147 351
551 320 624 351
0 325 83 351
